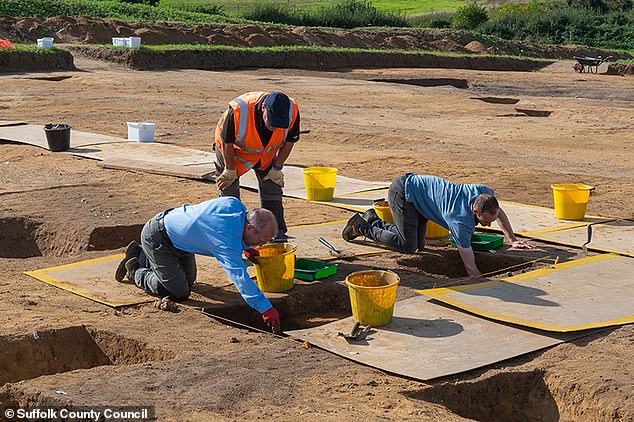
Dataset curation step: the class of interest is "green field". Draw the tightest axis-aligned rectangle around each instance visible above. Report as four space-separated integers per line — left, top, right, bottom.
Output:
159 0 467 15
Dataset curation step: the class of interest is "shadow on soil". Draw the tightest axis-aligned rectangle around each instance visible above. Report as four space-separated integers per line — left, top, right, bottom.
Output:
370 78 469 89
0 217 142 257
407 370 560 422
0 326 175 386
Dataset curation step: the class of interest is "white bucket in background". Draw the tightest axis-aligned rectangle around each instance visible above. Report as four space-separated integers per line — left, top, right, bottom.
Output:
128 37 141 48
112 37 129 47
127 122 155 142
37 37 54 48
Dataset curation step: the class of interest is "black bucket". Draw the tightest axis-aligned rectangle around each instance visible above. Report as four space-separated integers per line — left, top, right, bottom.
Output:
43 124 71 152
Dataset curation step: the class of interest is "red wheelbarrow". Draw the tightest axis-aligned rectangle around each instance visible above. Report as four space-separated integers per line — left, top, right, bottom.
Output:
573 55 614 73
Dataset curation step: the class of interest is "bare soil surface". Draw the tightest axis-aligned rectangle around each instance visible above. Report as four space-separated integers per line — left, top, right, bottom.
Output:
1 56 633 420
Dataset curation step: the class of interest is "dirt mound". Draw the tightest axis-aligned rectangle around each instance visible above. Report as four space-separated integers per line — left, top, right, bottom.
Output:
0 15 630 60
607 62 634 75
70 45 553 72
0 49 74 73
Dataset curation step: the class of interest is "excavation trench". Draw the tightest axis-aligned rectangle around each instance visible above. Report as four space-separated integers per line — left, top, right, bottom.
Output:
409 370 561 422
0 217 142 258
0 326 175 387
370 78 469 89
200 249 538 332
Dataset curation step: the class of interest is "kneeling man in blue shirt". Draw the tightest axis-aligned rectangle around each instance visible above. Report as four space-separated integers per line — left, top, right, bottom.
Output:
342 174 534 276
115 196 281 331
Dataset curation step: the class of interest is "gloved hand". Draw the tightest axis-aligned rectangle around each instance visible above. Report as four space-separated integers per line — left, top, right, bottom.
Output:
263 167 285 187
262 307 281 333
217 169 237 191
244 247 260 264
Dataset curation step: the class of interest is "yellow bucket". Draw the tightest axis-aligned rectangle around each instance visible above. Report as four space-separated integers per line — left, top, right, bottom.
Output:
373 200 394 224
425 221 450 245
302 167 338 201
551 184 593 221
346 270 399 327
253 242 297 293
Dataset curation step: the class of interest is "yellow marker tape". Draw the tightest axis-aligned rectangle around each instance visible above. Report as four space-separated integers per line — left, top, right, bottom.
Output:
417 254 634 332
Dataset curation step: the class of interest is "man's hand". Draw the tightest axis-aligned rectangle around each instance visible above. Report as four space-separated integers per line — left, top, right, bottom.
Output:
263 168 284 187
262 307 281 333
244 248 260 264
217 169 237 191
509 240 536 249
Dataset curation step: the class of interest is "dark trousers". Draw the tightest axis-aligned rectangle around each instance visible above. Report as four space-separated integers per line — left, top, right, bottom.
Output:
214 146 287 234
358 173 427 253
133 210 197 301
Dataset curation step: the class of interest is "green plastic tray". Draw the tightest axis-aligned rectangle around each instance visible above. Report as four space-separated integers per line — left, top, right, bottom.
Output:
294 258 338 281
450 233 505 251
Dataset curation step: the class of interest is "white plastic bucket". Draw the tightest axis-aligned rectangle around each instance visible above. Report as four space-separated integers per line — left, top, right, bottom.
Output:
127 122 155 142
37 37 54 48
112 37 128 47
128 37 141 48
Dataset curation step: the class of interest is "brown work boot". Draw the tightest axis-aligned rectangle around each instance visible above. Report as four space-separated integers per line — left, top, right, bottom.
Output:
153 296 179 312
115 241 141 282
361 208 381 225
342 213 366 241
124 257 139 283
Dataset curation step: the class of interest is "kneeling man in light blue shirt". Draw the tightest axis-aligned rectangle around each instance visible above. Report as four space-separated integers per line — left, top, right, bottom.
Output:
342 174 534 276
115 196 281 332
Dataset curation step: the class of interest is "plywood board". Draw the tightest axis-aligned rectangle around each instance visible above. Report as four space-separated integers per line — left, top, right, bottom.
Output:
238 166 389 200
418 254 634 332
24 255 154 307
0 124 216 180
324 188 390 212
289 296 585 381
0 121 25 127
529 220 634 257
98 159 215 180
493 201 610 236
0 124 127 149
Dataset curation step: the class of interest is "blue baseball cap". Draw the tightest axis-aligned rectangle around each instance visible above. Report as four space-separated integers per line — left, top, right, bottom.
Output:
263 92 291 129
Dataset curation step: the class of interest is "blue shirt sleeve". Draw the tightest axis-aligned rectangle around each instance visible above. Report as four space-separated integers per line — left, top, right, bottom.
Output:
214 247 272 314
451 222 475 249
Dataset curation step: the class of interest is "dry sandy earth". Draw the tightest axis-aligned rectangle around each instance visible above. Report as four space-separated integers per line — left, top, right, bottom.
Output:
1 55 633 421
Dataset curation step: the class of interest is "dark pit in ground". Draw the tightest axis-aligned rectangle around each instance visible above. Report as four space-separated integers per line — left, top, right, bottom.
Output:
0 218 142 257
471 97 520 104
396 249 536 279
88 224 143 251
0 217 42 258
0 326 175 386
515 108 553 117
409 370 560 422
371 78 469 89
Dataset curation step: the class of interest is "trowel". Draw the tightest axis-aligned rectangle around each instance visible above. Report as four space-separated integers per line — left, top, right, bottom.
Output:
318 236 355 259
582 223 594 256
337 321 371 341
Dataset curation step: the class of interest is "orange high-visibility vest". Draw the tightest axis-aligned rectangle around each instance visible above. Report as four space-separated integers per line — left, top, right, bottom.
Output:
215 91 299 177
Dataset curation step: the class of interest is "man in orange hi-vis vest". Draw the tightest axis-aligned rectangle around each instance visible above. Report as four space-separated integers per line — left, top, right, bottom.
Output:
214 91 300 240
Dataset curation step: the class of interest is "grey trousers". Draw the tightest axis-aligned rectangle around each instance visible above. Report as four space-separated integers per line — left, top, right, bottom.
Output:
358 173 427 253
133 210 197 301
214 146 287 233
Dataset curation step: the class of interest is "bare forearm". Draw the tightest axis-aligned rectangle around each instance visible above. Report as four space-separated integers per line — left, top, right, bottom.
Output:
458 246 481 276
222 144 236 171
274 142 294 168
497 208 517 243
